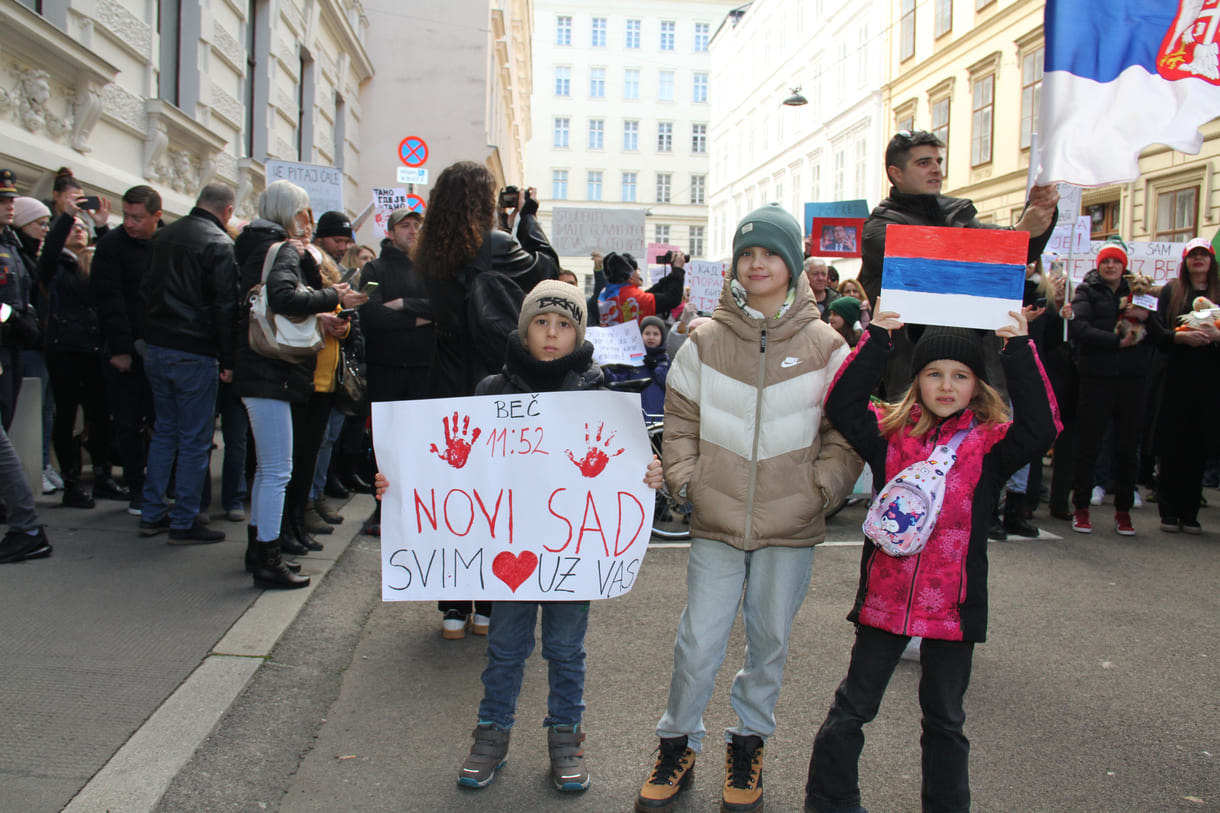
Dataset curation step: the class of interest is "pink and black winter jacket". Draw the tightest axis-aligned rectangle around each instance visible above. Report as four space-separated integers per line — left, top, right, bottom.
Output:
824 325 1061 642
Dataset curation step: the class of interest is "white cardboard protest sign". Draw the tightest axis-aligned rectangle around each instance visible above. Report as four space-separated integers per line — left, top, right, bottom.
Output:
265 160 344 216
685 260 729 313
1046 240 1188 284
587 321 647 366
375 392 655 601
371 187 407 235
552 208 646 259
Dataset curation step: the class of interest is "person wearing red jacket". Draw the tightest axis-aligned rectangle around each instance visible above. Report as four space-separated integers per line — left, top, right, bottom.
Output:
596 251 685 326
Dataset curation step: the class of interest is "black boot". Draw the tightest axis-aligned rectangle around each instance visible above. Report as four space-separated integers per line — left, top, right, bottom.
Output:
62 480 96 509
278 513 310 557
289 507 324 552
245 525 301 573
1002 490 1040 538
324 470 350 499
251 536 310 590
340 454 375 495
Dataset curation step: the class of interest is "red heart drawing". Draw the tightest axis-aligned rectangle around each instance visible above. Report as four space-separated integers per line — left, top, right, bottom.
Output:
492 550 538 593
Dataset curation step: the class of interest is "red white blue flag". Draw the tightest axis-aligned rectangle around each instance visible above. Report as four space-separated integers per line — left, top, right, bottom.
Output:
880 226 1030 330
1036 0 1220 186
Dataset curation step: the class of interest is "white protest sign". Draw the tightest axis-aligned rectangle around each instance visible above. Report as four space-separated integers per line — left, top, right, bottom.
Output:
588 321 647 366
265 159 344 215
685 260 729 314
1048 240 1188 284
371 187 407 235
1057 184 1082 226
552 208 646 259
375 391 655 601
1043 216 1093 256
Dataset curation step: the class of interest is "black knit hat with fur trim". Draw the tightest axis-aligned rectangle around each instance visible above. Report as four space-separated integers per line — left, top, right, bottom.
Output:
911 327 987 383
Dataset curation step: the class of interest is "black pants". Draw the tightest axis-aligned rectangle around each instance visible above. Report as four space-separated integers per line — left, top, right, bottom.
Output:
286 392 333 523
1072 376 1148 512
0 347 24 431
806 625 974 813
101 355 154 495
46 350 110 481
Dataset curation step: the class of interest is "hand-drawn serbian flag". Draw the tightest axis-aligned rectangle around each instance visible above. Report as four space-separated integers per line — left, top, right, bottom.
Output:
880 226 1030 331
1036 0 1220 187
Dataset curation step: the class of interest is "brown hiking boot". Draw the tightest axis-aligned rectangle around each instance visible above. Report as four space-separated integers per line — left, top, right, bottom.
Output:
721 734 764 813
636 735 696 812
457 723 510 788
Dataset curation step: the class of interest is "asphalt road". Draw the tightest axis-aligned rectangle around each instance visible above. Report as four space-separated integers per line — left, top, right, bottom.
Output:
154 499 1219 813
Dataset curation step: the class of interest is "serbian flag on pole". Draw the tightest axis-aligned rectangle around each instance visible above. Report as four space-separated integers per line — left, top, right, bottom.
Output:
880 226 1030 331
1036 0 1220 187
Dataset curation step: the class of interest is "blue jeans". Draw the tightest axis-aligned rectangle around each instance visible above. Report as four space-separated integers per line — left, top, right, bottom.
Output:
217 382 248 511
141 345 218 529
242 397 293 543
656 538 815 752
309 407 346 500
806 625 974 813
477 600 589 729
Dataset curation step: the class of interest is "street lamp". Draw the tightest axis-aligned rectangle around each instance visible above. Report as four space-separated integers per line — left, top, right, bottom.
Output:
781 87 808 107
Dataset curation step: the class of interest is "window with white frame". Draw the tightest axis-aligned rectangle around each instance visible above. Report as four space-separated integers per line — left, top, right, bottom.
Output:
693 72 708 103
658 122 673 152
656 173 672 203
655 224 670 244
855 136 868 197
857 25 869 88
555 66 571 96
660 21 675 50
1156 186 1199 241
935 0 952 38
624 120 639 151
626 19 641 49
589 119 604 149
658 71 675 101
1021 46 1044 149
833 146 846 201
692 124 707 153
900 0 915 61
932 96 950 174
624 69 640 99
587 170 603 201
622 172 637 202
590 68 606 98
689 225 705 257
971 74 994 165
552 170 569 200
553 117 569 148
690 174 706 204
591 17 606 47
695 22 710 52
556 15 571 46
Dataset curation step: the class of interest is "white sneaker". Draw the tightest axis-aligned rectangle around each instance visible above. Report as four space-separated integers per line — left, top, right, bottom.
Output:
1090 486 1105 506
471 614 491 636
42 466 63 494
1132 490 1143 509
442 610 469 640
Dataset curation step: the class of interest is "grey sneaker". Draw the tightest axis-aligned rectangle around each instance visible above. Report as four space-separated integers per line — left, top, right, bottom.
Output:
458 723 510 788
548 724 590 792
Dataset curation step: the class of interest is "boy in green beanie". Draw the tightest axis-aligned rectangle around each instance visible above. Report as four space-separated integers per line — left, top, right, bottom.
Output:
636 205 862 813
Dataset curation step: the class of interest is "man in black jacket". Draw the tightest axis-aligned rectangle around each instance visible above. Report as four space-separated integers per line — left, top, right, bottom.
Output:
858 130 1060 397
91 185 161 513
138 184 238 544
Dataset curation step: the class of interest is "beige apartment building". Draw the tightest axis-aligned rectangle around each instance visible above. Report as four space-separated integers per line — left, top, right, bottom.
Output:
0 0 535 234
885 0 1220 244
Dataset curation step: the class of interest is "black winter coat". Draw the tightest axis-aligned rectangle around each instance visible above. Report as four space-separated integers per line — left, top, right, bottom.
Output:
474 333 603 396
232 221 340 403
90 224 152 358
141 207 239 365
37 214 99 354
1069 269 1165 378
1 226 39 350
425 209 559 398
358 238 434 369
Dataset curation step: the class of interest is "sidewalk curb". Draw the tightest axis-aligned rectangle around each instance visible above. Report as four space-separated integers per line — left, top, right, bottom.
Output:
61 495 375 813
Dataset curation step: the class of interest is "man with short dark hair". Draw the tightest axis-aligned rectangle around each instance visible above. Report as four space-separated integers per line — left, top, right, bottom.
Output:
138 183 239 544
91 184 162 513
859 129 1059 396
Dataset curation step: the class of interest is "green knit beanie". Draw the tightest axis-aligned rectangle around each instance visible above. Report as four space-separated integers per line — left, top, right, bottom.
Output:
828 295 862 326
732 204 804 286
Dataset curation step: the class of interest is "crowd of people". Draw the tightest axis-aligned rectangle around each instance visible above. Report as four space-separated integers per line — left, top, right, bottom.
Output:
0 126 1216 813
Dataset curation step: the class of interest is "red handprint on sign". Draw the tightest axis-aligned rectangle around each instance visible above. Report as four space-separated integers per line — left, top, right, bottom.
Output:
429 412 482 469
565 421 624 478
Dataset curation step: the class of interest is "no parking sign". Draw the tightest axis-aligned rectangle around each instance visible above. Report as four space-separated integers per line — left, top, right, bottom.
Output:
398 136 428 167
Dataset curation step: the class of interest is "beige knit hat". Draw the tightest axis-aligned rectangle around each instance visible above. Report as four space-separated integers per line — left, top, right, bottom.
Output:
518 279 587 346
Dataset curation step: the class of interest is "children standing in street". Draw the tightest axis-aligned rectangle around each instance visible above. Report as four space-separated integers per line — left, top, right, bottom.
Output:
804 311 1060 813
635 205 860 813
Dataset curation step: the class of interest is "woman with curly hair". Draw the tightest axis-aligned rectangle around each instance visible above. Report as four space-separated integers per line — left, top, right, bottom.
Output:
412 160 559 639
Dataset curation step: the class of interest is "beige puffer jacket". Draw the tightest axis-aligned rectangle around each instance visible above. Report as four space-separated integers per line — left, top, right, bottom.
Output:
663 271 862 551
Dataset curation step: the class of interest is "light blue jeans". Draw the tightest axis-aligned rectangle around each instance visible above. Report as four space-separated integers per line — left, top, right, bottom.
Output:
242 397 293 543
656 538 815 752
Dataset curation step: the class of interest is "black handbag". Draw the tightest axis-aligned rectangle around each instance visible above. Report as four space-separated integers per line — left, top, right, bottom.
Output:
333 344 369 416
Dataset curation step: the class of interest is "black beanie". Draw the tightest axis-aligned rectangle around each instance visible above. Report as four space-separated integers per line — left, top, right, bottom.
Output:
603 252 633 284
911 328 987 383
